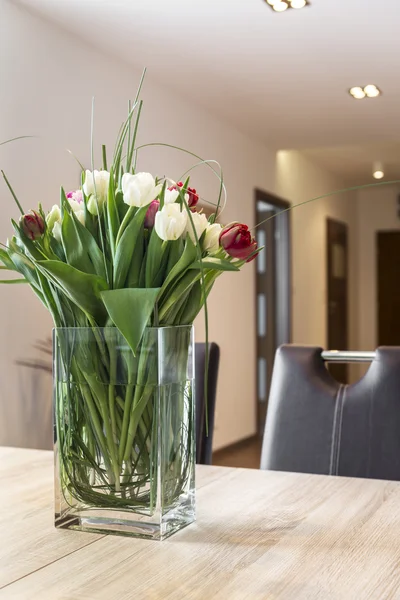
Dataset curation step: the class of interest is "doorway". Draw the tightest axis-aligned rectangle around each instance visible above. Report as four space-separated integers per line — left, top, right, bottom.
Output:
255 189 291 436
377 231 400 345
326 218 349 383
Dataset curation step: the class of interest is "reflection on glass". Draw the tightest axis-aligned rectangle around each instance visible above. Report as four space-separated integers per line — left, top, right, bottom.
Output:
257 230 266 273
258 358 267 402
258 294 266 337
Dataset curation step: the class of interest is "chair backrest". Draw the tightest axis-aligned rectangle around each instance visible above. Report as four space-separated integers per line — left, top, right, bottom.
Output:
261 345 400 481
195 342 220 465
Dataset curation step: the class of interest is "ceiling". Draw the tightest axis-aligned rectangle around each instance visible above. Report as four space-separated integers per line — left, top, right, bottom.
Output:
14 0 400 181
302 143 400 185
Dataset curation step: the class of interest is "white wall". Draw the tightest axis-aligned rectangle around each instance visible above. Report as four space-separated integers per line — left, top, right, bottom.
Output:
356 184 400 353
0 1 360 450
276 151 358 357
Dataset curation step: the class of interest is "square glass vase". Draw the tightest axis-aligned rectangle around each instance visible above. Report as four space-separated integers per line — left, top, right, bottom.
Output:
54 325 195 540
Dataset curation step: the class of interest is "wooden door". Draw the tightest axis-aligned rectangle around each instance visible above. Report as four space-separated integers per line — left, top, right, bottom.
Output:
255 190 291 436
327 219 348 383
377 231 400 345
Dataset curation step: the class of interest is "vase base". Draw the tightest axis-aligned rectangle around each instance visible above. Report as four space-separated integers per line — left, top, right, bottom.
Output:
55 496 195 540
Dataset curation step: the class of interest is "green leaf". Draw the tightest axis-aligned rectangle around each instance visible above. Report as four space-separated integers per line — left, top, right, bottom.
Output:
113 206 147 289
166 238 184 274
0 248 16 270
115 190 129 223
116 206 135 246
145 230 166 287
159 270 201 321
101 287 160 355
126 233 144 288
61 208 96 275
177 280 203 324
37 260 109 322
158 236 197 300
61 196 108 280
189 257 240 271
7 240 41 289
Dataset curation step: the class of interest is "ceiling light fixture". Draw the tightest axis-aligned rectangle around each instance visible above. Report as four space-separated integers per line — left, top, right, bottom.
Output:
373 162 384 180
290 0 307 7
273 1 289 11
349 85 381 100
264 0 310 11
364 84 381 98
349 87 366 100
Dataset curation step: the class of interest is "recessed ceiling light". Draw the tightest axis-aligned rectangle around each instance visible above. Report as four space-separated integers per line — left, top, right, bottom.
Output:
264 0 309 11
364 84 381 98
273 1 289 11
349 85 381 99
373 162 384 179
349 87 366 99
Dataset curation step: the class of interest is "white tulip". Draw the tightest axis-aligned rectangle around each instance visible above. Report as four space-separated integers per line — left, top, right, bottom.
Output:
46 204 61 230
68 199 85 225
52 220 62 242
154 203 188 241
203 223 222 254
83 170 110 215
122 172 162 208
186 212 208 245
46 205 62 240
164 188 180 204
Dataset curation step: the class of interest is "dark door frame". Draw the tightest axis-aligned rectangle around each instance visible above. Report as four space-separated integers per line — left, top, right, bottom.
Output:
326 217 349 383
255 188 292 434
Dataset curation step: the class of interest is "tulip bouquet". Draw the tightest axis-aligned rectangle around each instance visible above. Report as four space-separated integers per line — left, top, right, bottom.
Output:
1 77 259 537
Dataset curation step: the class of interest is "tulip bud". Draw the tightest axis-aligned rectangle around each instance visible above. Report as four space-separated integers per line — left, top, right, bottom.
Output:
185 211 208 245
144 199 160 228
203 223 222 254
66 189 83 204
220 222 258 262
20 210 45 241
83 170 110 215
168 182 199 208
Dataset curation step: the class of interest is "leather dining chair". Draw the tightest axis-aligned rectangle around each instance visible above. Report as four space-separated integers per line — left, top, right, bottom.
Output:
195 342 220 465
260 345 400 481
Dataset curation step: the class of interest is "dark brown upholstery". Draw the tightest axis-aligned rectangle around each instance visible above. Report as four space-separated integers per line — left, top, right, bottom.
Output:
261 345 400 481
195 342 220 465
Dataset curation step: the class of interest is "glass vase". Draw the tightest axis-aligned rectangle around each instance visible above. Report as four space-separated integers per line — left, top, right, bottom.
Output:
54 326 195 540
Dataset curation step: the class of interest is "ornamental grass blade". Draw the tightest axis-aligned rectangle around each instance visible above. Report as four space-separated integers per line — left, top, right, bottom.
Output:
0 278 27 284
106 167 120 259
100 288 160 355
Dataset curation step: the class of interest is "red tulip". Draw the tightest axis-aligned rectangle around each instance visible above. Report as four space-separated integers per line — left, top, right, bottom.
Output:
219 223 257 262
168 181 199 208
144 199 160 228
20 210 45 241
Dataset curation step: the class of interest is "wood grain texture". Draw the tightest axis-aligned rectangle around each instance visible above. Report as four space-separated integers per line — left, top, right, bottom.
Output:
2 448 400 599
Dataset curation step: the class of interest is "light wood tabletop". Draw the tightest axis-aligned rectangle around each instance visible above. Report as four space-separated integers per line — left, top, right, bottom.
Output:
2 447 400 599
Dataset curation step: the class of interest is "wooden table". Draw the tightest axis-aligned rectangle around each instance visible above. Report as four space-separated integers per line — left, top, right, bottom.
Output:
2 448 400 599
